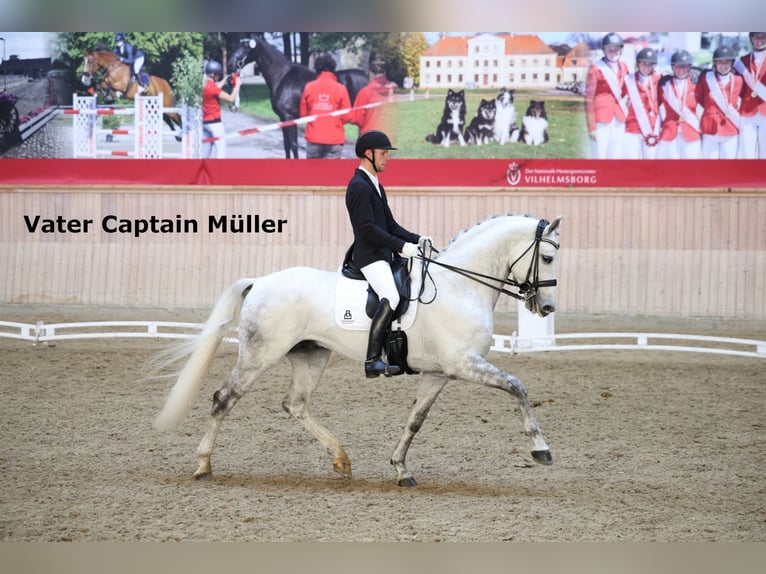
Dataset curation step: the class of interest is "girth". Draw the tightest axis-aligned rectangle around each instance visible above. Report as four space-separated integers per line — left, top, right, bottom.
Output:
341 245 412 320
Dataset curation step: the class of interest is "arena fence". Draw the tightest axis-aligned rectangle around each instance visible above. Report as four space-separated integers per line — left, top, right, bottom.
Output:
2 318 763 359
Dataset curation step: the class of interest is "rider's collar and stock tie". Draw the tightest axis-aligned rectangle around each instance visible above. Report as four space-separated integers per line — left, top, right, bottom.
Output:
413 219 559 303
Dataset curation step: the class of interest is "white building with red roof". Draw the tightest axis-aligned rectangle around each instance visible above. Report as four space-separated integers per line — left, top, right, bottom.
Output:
419 33 589 90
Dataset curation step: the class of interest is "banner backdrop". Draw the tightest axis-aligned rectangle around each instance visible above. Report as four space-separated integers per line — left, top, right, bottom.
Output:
0 31 764 187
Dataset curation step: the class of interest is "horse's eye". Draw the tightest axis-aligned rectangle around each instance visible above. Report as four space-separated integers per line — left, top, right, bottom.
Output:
541 255 554 264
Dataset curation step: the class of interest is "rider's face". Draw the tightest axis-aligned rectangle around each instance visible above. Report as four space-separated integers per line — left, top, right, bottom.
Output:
603 45 622 62
637 61 655 76
752 33 766 51
672 64 691 79
368 149 391 171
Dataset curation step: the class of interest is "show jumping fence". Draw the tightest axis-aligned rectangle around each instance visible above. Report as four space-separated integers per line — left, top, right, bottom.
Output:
65 94 201 158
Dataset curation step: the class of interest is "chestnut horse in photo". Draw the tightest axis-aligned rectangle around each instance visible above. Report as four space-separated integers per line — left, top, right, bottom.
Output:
81 49 182 134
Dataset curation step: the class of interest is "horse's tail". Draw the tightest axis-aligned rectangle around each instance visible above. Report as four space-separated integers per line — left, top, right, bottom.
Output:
153 278 254 431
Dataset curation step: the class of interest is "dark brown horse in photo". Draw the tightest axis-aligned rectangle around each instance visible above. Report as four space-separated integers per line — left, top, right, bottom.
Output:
81 49 182 134
228 35 369 158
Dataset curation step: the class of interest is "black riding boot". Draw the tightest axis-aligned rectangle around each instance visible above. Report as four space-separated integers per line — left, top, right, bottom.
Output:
135 74 146 93
365 298 401 378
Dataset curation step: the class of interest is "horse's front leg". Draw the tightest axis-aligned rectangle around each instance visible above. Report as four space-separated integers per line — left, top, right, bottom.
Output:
452 355 552 465
390 373 449 487
283 345 352 477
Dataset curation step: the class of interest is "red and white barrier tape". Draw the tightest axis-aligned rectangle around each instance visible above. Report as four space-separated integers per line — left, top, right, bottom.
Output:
201 100 391 144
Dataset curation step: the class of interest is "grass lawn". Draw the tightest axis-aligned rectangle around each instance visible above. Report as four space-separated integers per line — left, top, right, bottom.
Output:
235 84 590 159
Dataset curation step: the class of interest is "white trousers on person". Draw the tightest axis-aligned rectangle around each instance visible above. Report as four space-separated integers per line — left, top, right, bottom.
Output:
133 55 145 77
361 260 399 312
701 134 739 159
623 132 659 159
202 121 226 159
738 113 766 158
659 133 701 159
591 118 625 159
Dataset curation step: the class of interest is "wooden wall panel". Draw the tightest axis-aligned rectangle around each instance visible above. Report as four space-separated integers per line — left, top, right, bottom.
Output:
1 186 764 319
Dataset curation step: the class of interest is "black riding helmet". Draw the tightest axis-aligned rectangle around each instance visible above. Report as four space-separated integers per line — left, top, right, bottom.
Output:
355 130 397 172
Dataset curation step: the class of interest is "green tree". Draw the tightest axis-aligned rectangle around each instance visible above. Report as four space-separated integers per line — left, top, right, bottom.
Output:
401 32 429 87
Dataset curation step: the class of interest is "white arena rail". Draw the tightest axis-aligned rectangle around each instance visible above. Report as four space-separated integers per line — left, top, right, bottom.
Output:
1 319 764 359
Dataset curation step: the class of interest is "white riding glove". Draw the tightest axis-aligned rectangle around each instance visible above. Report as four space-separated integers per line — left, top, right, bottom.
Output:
400 242 419 258
418 236 434 251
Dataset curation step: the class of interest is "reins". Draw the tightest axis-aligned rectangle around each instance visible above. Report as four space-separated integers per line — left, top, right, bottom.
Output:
412 219 559 303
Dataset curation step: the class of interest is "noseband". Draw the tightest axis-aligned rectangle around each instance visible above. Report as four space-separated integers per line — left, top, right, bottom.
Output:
415 218 559 303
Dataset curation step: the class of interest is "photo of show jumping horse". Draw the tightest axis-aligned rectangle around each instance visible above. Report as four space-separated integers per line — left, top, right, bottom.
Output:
154 214 561 487
80 49 183 135
228 35 369 158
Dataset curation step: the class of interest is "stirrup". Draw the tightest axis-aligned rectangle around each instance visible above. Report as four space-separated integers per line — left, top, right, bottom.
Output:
365 358 401 379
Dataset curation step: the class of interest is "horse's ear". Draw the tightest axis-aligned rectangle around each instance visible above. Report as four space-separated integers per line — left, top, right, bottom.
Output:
545 216 563 235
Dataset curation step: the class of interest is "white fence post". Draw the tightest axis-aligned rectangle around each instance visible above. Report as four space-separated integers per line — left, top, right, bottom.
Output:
516 299 555 349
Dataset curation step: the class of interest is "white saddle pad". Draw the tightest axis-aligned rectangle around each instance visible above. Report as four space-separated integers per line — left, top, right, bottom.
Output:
334 266 419 331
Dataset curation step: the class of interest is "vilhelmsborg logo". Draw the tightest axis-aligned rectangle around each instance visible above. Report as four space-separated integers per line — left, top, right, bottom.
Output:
506 162 521 186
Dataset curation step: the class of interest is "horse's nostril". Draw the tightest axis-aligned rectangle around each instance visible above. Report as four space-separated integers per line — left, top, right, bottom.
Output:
542 305 555 315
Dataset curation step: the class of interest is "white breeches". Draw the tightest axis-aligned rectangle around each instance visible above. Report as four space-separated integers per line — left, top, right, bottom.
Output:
623 132 659 159
738 113 766 158
591 117 625 159
658 132 701 159
361 260 399 311
701 133 739 159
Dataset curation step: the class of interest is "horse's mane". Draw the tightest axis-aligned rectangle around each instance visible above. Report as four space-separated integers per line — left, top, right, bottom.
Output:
440 213 536 254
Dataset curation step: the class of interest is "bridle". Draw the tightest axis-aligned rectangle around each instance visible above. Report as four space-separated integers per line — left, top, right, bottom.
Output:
231 38 256 73
413 219 559 303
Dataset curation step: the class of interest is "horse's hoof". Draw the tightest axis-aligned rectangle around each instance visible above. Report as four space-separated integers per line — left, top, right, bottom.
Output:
193 471 212 481
175 135 183 143
397 477 418 487
332 457 352 479
531 450 553 465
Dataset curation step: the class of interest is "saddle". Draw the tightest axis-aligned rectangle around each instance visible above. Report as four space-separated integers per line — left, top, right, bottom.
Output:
341 244 412 320
341 244 417 375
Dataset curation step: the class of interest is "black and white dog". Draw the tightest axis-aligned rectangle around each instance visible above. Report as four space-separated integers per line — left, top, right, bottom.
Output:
493 88 520 144
425 89 467 147
464 98 496 145
519 100 549 145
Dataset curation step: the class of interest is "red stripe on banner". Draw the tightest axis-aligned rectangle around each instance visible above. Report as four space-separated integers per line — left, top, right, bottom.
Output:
0 159 764 188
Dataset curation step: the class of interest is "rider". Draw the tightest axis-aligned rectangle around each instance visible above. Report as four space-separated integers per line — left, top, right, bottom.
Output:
113 33 147 94
345 130 431 378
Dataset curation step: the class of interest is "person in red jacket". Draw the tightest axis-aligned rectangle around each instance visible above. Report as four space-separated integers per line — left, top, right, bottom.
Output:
201 60 242 159
696 46 743 159
299 54 352 159
734 32 766 158
622 47 661 159
585 33 629 158
658 50 701 159
350 59 397 136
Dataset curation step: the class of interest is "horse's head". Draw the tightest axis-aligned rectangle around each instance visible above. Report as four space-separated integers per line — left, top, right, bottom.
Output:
511 217 562 317
81 50 97 86
229 38 259 73
81 50 114 86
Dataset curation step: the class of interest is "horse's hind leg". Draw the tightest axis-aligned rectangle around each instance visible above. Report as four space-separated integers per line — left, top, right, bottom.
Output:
283 344 352 477
390 373 449 487
193 342 280 480
452 355 552 465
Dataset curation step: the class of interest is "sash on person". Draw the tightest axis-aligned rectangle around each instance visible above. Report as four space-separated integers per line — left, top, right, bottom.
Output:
733 59 766 101
625 73 659 145
596 59 628 117
705 71 741 128
662 81 700 132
